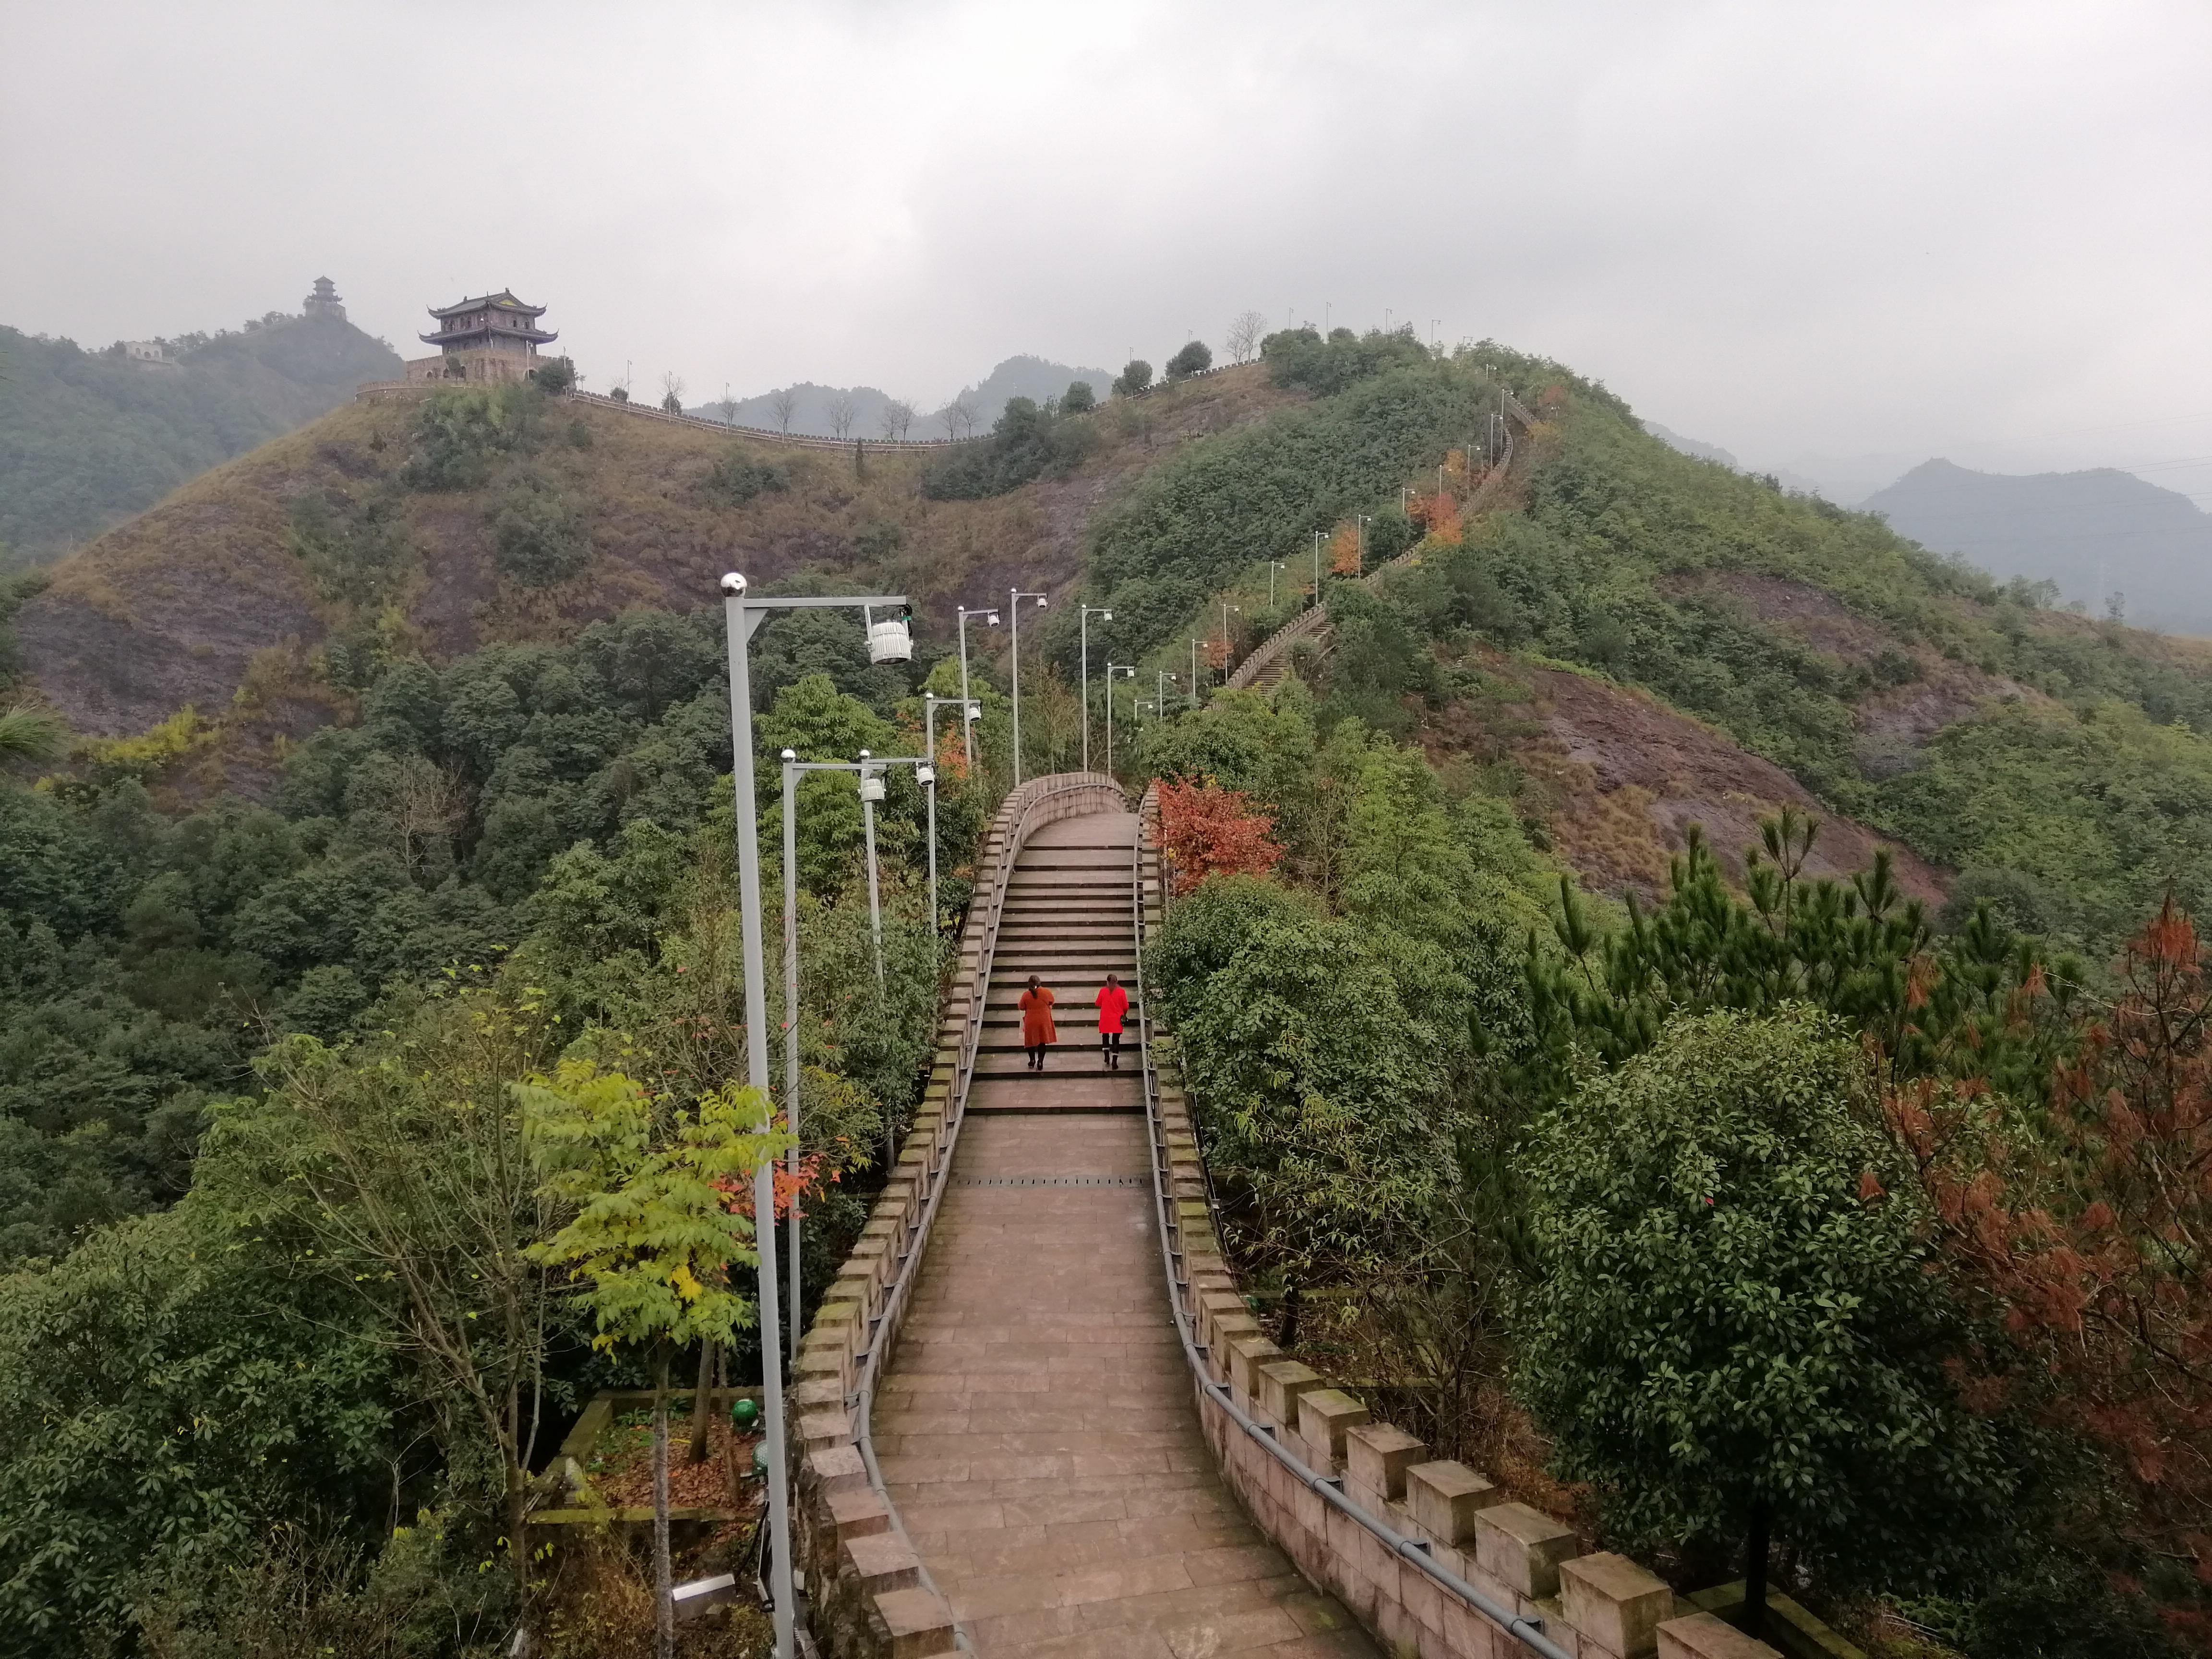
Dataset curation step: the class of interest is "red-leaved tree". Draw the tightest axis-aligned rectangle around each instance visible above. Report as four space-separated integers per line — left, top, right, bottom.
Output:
1888 898 2212 1585
1158 778 1283 897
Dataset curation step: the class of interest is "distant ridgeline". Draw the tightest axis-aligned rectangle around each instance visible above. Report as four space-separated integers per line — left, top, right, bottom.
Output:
0 279 400 567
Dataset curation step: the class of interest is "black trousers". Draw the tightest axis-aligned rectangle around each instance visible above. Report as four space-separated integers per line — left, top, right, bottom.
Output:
1099 1031 1122 1054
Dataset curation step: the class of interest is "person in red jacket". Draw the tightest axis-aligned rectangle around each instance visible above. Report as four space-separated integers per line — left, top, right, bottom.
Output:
1095 973 1129 1070
1019 974 1057 1070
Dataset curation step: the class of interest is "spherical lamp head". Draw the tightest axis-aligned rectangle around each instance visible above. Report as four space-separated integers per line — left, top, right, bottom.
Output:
719 571 747 597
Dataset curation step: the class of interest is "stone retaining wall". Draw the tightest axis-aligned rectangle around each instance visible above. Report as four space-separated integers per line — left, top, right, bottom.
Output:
791 773 1129 1659
1136 786 1824 1659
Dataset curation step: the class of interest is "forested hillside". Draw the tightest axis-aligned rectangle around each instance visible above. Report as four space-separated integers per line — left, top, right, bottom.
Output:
8 325 2212 1655
0 312 401 565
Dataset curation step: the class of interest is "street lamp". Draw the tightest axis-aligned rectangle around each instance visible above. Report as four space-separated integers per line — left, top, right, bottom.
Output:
1311 529 1326 602
1267 562 1286 610
857 752 887 990
1155 669 1178 716
1355 513 1372 572
1079 604 1113 772
1219 602 1241 673
1008 587 1047 786
1189 638 1204 709
719 575 909 1659
955 605 999 771
776 745 934 1366
920 694 977 929
1103 663 1137 773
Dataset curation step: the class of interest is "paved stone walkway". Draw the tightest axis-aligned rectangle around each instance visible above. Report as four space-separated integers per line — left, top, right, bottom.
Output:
873 812 1374 1658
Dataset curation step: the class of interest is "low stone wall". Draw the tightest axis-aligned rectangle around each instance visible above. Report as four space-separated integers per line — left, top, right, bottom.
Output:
1136 787 1832 1659
791 773 1130 1659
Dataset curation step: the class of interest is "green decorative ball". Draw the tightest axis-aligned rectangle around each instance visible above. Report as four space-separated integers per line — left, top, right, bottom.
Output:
751 1443 770 1476
730 1396 760 1428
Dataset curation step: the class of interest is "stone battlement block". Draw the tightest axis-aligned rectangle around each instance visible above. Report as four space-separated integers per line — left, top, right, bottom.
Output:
1563 1551 1675 1658
1406 1460 1502 1545
1473 1501 1581 1599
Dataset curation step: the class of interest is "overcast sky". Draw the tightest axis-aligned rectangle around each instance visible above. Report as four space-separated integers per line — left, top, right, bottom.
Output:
5 0 2210 502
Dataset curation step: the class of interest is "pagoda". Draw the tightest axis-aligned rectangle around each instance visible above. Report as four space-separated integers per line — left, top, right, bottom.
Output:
302 276 349 322
403 289 558 385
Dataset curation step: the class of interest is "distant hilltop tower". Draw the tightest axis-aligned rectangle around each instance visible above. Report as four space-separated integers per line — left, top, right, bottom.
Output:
302 276 348 323
404 289 557 385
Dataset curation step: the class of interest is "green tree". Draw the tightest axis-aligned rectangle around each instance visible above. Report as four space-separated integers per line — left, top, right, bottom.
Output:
1112 359 1153 397
1166 340 1213 380
201 996 563 1605
1516 1006 2029 1635
1061 379 1097 414
521 1060 783 1659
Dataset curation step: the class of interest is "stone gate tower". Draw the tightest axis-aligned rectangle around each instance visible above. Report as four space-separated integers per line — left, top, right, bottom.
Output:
403 290 558 385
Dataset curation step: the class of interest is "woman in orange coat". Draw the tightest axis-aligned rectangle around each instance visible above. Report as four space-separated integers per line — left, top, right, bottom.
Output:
1018 974 1057 1070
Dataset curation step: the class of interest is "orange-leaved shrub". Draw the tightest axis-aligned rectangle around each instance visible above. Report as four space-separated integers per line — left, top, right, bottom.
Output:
1158 777 1283 897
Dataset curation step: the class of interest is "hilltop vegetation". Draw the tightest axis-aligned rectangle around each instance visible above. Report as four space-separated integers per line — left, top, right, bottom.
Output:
0 313 400 565
10 313 2212 1652
1130 327 2212 1652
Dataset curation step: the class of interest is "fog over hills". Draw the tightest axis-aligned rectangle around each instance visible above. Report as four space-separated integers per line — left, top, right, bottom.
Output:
1865 459 2212 637
0 306 400 566
686 353 1115 439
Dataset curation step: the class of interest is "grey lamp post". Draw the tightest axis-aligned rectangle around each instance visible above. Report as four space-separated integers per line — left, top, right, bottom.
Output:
1102 664 1137 773
955 605 999 772
1078 604 1112 772
858 752 885 989
1219 603 1241 675
1267 562 1285 610
1356 513 1372 572
775 746 935 1364
720 577 909 1659
921 694 976 929
1156 669 1177 715
1008 587 1047 785
1189 638 1202 709
1312 529 1325 601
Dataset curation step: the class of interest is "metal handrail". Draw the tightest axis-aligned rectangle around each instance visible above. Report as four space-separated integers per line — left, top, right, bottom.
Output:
844 774 1127 1652
1129 792 1572 1659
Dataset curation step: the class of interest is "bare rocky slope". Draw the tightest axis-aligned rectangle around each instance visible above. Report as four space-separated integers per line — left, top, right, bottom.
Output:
13 368 1298 747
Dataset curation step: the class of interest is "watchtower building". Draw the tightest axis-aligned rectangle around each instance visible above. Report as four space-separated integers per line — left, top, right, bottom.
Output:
302 276 348 323
404 290 557 385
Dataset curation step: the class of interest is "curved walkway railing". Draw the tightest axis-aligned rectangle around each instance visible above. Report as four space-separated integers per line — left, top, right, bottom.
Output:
1226 387 1535 692
791 773 1127 1659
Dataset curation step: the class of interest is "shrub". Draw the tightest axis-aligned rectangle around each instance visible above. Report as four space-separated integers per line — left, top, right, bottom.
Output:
1061 380 1097 415
532 356 576 395
489 476 589 586
919 397 1093 502
704 451 790 505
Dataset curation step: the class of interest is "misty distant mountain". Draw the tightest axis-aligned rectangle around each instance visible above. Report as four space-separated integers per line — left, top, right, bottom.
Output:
688 353 1115 440
0 311 400 565
1863 459 2212 637
1643 421 1739 469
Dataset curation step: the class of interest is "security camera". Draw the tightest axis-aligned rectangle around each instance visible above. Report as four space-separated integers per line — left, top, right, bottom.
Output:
1101 610 1112 622
915 764 936 787
965 705 982 722
1036 596 1048 609
719 572 747 596
986 611 1002 626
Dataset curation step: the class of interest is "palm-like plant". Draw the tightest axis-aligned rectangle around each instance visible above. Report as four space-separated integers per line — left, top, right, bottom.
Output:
0 701 65 766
